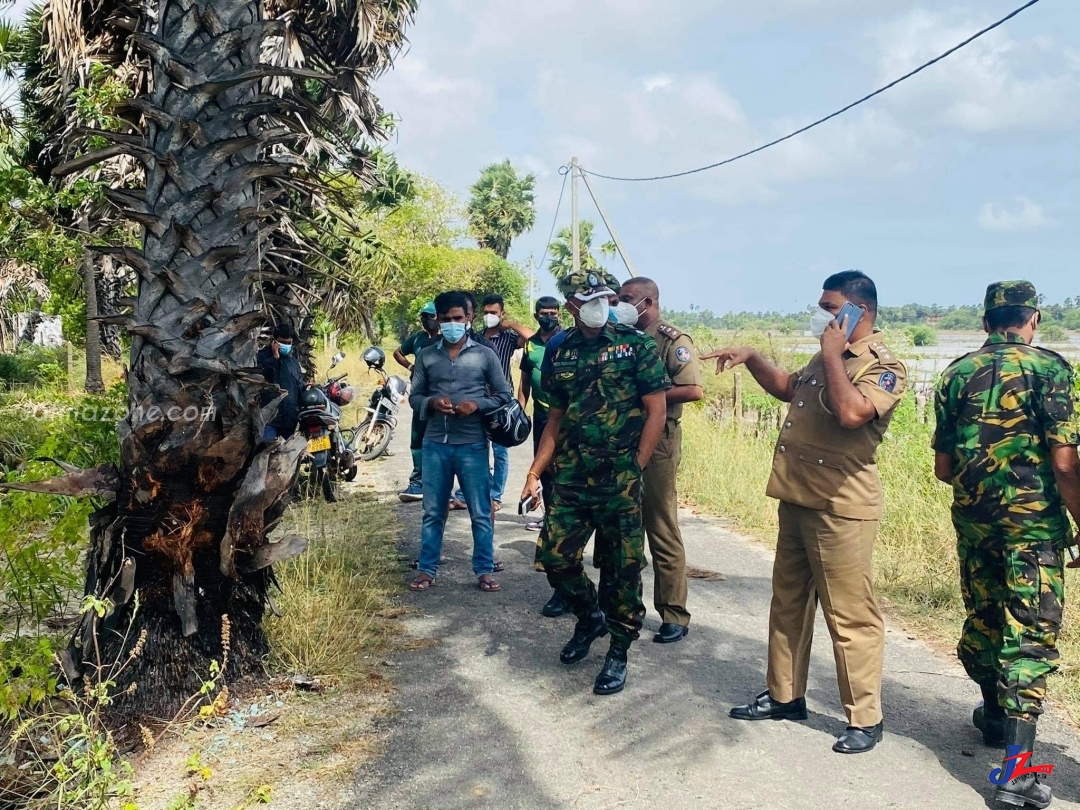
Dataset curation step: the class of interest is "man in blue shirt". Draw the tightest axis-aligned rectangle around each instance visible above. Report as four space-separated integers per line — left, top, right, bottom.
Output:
409 291 512 593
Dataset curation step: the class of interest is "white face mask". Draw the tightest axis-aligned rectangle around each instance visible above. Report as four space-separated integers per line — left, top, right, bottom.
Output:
809 306 834 338
483 313 501 329
577 297 610 328
613 301 641 327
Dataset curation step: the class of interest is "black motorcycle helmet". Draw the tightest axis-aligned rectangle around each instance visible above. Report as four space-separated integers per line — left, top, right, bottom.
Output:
298 385 326 408
362 346 386 369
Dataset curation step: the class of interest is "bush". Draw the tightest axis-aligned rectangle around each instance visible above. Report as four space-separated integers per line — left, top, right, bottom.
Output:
907 325 937 347
1040 323 1068 344
0 347 68 388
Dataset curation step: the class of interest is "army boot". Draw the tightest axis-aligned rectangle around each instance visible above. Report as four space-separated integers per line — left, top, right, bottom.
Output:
593 645 628 696
559 610 607 665
974 681 1006 748
994 718 1052 809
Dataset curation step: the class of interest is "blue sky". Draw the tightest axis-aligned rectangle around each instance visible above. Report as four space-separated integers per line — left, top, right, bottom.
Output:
373 0 1080 313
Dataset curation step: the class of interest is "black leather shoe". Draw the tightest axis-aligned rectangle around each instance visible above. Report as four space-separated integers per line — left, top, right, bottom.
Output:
729 690 808 721
541 591 567 618
653 623 689 644
593 648 628 696
833 722 884 754
559 611 607 665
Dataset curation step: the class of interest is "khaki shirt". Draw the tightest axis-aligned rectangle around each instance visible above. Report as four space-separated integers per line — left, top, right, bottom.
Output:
646 320 702 421
766 333 907 521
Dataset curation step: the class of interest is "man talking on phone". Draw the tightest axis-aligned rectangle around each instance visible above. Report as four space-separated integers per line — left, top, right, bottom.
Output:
701 270 906 754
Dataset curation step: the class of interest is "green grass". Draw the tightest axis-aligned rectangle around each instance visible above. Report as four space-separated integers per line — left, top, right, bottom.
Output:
679 399 1080 727
265 492 405 682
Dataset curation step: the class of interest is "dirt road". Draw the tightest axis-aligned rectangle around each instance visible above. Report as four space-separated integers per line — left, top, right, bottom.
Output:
349 413 1080 810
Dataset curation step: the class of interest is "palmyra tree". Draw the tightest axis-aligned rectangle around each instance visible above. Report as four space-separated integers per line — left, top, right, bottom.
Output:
0 0 417 718
546 220 616 283
466 159 536 259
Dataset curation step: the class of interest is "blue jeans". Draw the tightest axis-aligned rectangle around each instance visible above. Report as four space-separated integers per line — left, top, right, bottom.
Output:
419 440 495 578
491 443 510 502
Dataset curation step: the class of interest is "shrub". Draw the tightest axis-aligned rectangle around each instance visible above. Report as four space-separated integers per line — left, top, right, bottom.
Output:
908 325 937 347
0 347 68 389
1040 323 1068 344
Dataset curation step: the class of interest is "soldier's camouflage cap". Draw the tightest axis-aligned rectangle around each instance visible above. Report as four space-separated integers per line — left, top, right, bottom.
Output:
557 269 621 302
984 280 1039 313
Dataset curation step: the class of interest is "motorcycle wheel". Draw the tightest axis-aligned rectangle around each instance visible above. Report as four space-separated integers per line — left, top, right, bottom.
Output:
352 419 393 461
318 466 339 503
344 465 358 482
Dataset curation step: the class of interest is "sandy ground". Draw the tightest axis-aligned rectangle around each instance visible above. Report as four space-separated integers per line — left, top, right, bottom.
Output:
348 406 1080 810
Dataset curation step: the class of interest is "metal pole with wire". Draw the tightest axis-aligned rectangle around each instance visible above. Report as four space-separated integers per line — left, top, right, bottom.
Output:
571 157 580 275
580 172 637 279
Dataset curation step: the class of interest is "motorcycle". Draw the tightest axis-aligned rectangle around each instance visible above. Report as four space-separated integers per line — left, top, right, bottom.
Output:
297 352 357 502
343 346 407 462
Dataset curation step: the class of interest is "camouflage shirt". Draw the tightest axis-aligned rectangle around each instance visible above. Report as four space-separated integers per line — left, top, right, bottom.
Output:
933 332 1080 541
547 323 670 486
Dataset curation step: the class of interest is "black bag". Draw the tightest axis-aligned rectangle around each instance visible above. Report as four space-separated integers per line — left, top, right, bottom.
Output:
483 396 532 448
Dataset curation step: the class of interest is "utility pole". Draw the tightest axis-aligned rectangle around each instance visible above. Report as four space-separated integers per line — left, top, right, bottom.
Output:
580 172 637 278
571 157 580 275
528 255 535 313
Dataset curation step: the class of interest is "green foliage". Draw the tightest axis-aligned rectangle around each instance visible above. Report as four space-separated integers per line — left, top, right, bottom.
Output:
1040 323 1068 343
466 160 537 259
907 325 937 347
0 346 67 388
546 221 616 283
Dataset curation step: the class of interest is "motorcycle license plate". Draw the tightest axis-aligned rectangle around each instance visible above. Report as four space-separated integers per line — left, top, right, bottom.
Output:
307 435 331 453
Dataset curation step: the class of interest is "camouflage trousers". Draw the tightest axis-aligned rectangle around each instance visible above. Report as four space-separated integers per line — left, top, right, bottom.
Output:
956 521 1065 719
537 468 646 650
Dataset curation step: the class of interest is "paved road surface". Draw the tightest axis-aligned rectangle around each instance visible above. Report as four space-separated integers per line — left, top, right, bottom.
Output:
349 408 1080 810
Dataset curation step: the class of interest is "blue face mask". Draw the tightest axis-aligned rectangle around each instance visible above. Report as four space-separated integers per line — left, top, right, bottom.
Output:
278 343 293 356
607 306 619 324
440 322 467 344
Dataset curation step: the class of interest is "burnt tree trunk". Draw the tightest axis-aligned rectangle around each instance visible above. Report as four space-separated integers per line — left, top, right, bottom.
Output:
62 0 309 718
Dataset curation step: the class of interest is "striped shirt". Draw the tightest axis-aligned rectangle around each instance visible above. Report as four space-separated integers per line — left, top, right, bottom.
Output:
485 328 521 383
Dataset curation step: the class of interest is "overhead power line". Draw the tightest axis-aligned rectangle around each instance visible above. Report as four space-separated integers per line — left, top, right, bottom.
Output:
580 0 1043 183
531 164 571 275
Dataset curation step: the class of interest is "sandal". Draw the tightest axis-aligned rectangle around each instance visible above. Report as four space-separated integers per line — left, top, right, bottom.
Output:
478 575 501 592
492 559 505 573
448 499 467 511
409 574 435 591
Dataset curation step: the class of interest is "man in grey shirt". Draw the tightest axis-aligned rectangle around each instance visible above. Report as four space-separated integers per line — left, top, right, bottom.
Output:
409 290 512 592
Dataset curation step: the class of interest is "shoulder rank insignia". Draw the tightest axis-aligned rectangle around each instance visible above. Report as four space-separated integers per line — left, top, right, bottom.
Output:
657 324 681 340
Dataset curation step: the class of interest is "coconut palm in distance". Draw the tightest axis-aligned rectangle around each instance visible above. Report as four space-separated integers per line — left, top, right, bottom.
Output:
546 220 617 283
1 0 418 718
466 159 537 259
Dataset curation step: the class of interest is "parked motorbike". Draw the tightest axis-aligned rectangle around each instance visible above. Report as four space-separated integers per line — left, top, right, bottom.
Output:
297 352 357 502
343 346 407 462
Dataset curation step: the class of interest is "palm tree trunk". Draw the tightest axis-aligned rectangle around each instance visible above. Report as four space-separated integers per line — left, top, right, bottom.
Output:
65 0 307 719
81 224 105 391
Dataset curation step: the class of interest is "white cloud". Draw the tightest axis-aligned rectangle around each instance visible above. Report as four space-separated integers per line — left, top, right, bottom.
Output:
643 75 673 93
873 10 1080 133
978 198 1057 233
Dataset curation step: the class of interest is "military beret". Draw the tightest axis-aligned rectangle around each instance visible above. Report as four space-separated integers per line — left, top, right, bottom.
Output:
984 280 1039 312
557 269 621 301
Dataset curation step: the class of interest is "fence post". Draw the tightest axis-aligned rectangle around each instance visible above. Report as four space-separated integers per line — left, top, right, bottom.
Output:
733 370 744 421
67 341 75 394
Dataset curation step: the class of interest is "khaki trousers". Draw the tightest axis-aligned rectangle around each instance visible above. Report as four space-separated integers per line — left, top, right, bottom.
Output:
766 501 884 728
642 419 690 627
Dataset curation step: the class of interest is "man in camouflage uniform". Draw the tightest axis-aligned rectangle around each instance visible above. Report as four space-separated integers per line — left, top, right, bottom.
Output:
934 280 1080 809
612 277 703 643
521 269 669 696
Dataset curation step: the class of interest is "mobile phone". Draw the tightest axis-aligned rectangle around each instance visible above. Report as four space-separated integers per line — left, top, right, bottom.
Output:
519 495 538 515
835 302 863 340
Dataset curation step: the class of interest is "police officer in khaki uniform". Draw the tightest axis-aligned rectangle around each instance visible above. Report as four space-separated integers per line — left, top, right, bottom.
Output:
613 277 703 642
703 271 906 754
